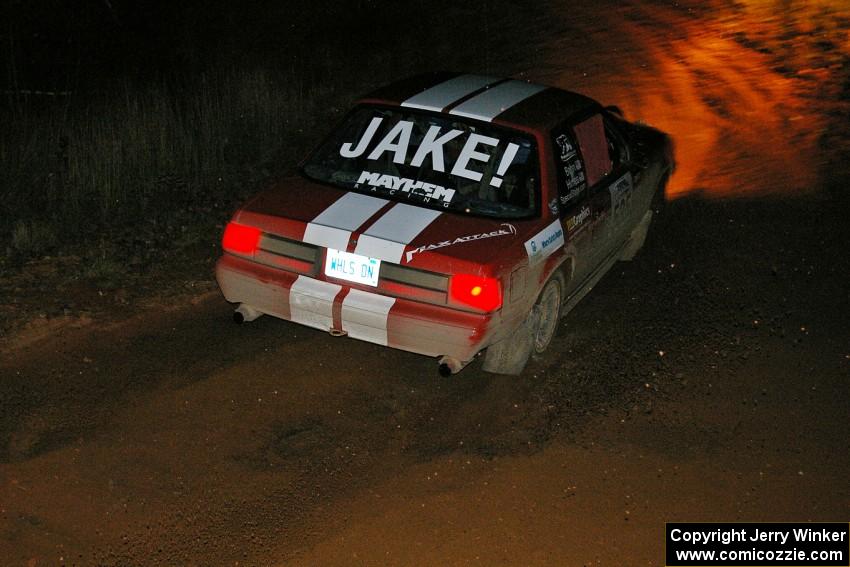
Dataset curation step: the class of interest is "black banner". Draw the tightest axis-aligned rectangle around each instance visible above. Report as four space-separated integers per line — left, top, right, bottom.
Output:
666 523 849 566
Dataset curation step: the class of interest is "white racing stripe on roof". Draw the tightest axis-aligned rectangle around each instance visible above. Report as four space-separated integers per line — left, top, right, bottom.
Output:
341 289 396 346
303 192 388 250
401 74 499 112
449 80 546 122
354 204 442 263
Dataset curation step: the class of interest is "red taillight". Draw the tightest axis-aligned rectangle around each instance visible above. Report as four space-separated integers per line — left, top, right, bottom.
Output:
222 222 261 255
449 274 502 312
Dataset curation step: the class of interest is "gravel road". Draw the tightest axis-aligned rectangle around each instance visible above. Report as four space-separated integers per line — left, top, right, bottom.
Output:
2 1 849 564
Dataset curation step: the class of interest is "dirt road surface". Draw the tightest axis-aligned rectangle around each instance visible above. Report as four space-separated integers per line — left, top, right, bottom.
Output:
2 1 849 565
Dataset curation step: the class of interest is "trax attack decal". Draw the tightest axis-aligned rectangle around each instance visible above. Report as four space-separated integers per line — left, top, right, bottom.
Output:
524 219 564 265
404 223 517 262
341 118 522 192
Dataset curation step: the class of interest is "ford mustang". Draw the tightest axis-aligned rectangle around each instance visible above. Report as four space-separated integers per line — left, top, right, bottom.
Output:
215 73 674 375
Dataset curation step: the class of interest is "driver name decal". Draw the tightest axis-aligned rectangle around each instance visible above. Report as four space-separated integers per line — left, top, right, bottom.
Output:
341 118 521 189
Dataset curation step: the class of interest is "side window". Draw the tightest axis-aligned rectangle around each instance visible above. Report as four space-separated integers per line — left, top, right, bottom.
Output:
573 114 613 187
551 127 587 213
603 118 628 171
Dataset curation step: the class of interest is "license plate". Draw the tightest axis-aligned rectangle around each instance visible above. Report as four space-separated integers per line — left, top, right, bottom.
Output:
324 248 381 287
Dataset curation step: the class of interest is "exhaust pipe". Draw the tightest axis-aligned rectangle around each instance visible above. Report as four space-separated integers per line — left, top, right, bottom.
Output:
233 304 263 324
438 355 470 376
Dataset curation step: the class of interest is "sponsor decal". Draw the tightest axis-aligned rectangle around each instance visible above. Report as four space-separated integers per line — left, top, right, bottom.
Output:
356 170 455 206
555 133 586 200
524 220 565 264
555 134 576 161
341 119 521 191
405 223 517 262
566 205 591 233
564 161 586 191
559 185 583 205
609 172 633 216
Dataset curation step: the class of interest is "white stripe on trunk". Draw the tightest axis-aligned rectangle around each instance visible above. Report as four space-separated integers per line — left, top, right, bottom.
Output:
401 74 498 112
341 289 396 346
449 80 546 122
354 204 442 263
288 275 341 331
303 192 388 250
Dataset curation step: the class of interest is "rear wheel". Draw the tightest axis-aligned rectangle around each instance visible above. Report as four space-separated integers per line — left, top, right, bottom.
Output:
482 273 564 375
533 276 562 354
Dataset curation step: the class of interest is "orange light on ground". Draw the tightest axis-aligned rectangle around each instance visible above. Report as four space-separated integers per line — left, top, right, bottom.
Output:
535 0 848 200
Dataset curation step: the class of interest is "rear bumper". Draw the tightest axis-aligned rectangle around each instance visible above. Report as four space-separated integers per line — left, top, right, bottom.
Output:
215 254 497 361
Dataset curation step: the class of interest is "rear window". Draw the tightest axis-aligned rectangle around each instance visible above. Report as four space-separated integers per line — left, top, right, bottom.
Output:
302 106 539 219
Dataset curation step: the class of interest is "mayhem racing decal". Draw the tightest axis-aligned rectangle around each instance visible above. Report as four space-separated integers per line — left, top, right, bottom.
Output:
356 171 456 206
524 219 565 265
405 223 517 262
449 80 547 123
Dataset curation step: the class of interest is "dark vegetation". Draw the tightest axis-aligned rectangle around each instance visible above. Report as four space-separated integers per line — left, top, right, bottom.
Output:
0 0 548 330
1 1 545 253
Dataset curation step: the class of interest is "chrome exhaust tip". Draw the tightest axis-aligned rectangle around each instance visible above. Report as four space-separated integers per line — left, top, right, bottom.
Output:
233 304 263 324
437 355 470 376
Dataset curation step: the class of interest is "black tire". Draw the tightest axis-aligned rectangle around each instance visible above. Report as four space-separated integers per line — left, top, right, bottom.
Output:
482 272 565 374
532 273 563 354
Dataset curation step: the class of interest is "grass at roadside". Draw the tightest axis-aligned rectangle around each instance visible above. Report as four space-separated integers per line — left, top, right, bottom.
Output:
1 68 336 253
0 0 549 338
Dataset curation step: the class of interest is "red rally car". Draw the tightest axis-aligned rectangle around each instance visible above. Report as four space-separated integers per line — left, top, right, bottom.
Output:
216 73 674 375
